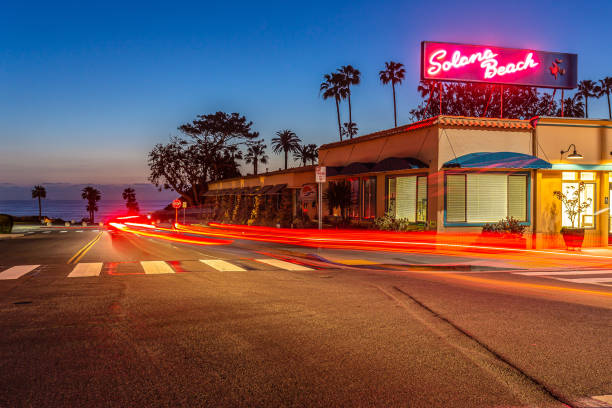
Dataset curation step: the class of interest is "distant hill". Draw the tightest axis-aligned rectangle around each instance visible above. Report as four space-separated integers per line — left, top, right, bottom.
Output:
0 183 178 201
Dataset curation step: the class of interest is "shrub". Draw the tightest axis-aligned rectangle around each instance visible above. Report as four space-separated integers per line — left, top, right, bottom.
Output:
0 214 14 234
482 216 526 236
373 212 426 232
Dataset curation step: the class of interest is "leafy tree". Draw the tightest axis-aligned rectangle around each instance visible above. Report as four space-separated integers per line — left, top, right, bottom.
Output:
556 95 584 118
148 112 257 205
596 77 612 119
320 73 348 141
379 61 405 127
337 65 361 125
293 144 309 167
272 129 300 169
244 140 268 175
577 80 597 118
341 122 358 139
31 185 46 221
409 81 580 121
122 187 139 214
305 144 318 165
325 180 351 219
553 182 592 229
81 186 101 223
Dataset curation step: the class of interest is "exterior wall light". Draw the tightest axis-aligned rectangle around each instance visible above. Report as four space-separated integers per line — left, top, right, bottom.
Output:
560 144 583 160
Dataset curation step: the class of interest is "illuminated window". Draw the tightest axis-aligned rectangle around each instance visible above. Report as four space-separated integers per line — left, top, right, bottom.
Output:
348 178 360 219
445 172 528 224
362 177 376 219
561 182 595 228
562 172 577 181
386 175 427 222
580 172 595 181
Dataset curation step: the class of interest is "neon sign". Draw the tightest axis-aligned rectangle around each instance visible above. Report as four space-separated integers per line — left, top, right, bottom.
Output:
421 42 577 89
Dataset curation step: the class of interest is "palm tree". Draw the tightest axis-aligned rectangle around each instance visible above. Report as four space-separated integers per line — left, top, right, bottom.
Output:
320 73 348 141
577 80 598 118
81 186 101 223
293 144 309 167
558 95 585 118
244 140 268 175
337 65 361 125
31 185 46 221
379 61 406 127
271 129 300 169
224 145 243 162
305 144 318 165
122 187 139 214
596 77 612 119
342 122 358 139
324 180 351 219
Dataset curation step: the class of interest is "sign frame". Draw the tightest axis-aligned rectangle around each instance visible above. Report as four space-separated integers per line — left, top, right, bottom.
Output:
421 41 577 89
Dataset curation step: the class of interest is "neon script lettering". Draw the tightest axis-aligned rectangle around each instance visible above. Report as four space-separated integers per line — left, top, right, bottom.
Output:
427 49 539 79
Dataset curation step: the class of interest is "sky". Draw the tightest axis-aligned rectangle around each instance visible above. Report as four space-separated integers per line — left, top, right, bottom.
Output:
1 0 611 189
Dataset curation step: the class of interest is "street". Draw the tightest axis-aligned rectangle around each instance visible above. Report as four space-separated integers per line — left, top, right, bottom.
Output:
0 227 611 407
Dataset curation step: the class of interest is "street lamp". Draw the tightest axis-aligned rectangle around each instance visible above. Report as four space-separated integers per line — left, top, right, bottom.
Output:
560 144 583 160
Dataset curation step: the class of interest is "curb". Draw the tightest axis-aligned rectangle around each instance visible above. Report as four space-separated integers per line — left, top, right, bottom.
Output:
0 234 25 240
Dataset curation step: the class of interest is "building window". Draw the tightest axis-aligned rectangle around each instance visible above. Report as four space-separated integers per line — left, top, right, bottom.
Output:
362 177 376 219
386 174 427 222
561 182 595 228
445 172 528 224
348 178 360 219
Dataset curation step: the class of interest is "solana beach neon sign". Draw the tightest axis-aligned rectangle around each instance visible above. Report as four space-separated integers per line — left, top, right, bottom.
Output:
421 41 577 89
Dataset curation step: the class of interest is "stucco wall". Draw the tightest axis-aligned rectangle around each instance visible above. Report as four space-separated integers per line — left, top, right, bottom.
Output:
536 119 612 163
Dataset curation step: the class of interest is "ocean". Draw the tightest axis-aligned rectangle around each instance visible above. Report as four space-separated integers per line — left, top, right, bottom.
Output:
0 200 171 222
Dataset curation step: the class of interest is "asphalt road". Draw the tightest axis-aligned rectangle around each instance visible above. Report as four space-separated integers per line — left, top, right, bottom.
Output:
0 227 611 407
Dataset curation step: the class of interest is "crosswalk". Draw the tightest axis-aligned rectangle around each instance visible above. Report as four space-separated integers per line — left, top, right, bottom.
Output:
0 257 315 280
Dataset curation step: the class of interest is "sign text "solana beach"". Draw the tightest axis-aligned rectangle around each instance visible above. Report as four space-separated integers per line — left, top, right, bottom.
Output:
427 49 539 80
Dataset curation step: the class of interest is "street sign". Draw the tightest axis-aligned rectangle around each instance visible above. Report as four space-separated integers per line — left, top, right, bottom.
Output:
182 201 187 209
315 166 326 183
172 199 182 209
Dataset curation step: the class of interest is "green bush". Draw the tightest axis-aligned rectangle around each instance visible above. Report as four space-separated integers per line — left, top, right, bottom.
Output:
373 212 426 232
482 216 526 236
0 214 14 234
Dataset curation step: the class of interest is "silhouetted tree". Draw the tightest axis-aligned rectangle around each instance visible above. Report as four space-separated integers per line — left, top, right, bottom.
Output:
272 129 300 169
596 77 612 119
31 185 46 221
379 61 405 127
81 186 101 223
320 73 348 141
337 65 361 125
341 122 358 139
122 187 139 214
577 80 597 118
244 140 268 175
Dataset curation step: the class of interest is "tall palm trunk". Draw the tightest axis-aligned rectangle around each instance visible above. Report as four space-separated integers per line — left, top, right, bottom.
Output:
585 97 588 118
347 90 352 128
607 91 611 119
335 98 342 141
253 161 258 175
284 150 288 170
392 83 397 127
38 196 41 220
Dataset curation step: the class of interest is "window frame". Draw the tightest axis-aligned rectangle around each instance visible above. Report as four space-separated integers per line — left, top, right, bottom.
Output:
560 180 597 229
443 170 531 227
384 172 428 222
361 176 377 220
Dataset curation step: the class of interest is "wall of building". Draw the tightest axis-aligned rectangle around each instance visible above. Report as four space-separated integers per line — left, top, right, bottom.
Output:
536 118 612 163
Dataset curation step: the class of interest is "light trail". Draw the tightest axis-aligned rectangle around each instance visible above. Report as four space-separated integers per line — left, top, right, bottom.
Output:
109 223 233 246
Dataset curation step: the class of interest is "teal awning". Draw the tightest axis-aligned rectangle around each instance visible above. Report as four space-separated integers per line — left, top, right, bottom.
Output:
443 152 552 169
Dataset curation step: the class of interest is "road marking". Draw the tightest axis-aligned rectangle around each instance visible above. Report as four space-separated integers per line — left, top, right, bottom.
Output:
330 258 379 265
42 231 51 234
67 231 103 264
591 395 612 404
68 263 103 277
200 259 245 272
557 277 612 285
60 231 67 233
515 270 612 276
141 261 175 274
255 258 313 271
0 265 39 280
75 230 83 232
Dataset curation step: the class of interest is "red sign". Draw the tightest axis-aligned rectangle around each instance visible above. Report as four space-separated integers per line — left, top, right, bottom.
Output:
172 199 182 209
421 41 577 89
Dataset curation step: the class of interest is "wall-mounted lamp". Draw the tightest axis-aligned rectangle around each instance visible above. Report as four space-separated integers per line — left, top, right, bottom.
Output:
560 144 583 160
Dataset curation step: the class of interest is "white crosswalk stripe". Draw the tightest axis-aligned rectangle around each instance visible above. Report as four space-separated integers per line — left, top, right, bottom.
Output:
200 259 245 272
140 261 175 274
0 265 39 280
513 269 612 287
68 263 103 278
255 258 313 271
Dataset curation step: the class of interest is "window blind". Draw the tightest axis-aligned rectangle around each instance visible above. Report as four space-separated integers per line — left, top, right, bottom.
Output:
507 175 527 221
396 176 416 222
446 174 466 222
466 173 507 223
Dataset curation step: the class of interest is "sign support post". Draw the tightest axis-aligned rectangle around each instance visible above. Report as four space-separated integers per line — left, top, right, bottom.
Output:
315 166 326 231
171 199 182 229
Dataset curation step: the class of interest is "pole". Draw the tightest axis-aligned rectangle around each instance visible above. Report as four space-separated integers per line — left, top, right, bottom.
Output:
174 207 177 229
500 84 503 119
318 182 322 230
438 82 442 115
183 207 185 225
561 89 565 117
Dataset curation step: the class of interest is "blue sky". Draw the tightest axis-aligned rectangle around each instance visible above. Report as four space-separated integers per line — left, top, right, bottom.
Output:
1 0 611 186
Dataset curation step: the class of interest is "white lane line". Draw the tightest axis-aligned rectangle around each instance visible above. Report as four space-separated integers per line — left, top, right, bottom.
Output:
140 261 175 275
42 231 51 234
515 270 612 276
75 230 83 233
200 259 245 272
60 231 67 233
0 265 40 280
556 277 612 284
68 262 103 278
255 258 313 271
591 395 612 404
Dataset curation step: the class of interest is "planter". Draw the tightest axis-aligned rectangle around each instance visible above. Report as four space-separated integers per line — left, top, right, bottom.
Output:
561 228 585 250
